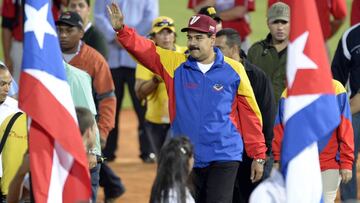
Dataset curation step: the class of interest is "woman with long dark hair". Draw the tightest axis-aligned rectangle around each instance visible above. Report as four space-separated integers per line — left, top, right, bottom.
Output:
150 136 195 203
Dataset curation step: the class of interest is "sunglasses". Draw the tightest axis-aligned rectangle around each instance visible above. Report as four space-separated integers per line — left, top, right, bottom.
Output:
154 21 174 27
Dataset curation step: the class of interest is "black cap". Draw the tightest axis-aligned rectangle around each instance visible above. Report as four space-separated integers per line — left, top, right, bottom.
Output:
198 6 222 23
56 11 83 29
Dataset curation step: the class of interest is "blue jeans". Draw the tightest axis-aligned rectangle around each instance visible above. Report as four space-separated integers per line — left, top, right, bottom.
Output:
340 112 360 200
90 163 101 202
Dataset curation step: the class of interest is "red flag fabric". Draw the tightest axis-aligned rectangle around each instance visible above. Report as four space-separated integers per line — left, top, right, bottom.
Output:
285 0 334 95
19 1 91 202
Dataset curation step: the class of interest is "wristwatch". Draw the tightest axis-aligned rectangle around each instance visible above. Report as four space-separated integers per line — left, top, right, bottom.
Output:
88 148 97 156
255 159 266 165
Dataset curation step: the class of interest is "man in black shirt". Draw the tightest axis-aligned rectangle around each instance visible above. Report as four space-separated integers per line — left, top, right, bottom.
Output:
68 0 108 59
215 28 276 203
331 23 360 202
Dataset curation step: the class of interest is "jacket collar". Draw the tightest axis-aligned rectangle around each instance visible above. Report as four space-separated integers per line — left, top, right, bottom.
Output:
184 47 224 71
262 33 274 48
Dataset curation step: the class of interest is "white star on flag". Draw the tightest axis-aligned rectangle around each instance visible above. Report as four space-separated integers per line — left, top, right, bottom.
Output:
287 31 317 88
24 3 57 49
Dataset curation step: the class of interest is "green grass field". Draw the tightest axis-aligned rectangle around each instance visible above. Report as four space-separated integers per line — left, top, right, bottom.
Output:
0 0 353 108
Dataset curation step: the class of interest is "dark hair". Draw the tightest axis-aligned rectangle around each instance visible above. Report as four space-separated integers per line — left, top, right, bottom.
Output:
68 0 90 6
150 136 193 203
75 107 94 135
207 32 214 38
216 28 242 51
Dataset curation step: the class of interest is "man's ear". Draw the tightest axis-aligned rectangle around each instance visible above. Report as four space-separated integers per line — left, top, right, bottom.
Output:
230 44 239 57
83 127 91 141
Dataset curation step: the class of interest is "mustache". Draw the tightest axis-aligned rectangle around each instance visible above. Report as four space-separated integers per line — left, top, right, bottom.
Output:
188 46 200 51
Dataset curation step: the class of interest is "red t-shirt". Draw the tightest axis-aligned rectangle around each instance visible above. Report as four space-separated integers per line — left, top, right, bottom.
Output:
351 0 360 26
316 0 346 40
1 0 62 41
187 0 253 39
268 0 346 40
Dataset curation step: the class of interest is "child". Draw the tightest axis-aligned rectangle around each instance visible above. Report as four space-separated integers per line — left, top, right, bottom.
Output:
150 136 195 203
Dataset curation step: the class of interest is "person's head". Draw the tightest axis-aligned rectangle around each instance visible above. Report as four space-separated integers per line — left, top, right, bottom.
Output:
150 136 194 203
215 28 242 61
0 62 12 104
198 6 222 31
68 0 91 25
75 107 96 150
56 11 84 53
149 16 176 50
181 14 217 63
267 2 290 43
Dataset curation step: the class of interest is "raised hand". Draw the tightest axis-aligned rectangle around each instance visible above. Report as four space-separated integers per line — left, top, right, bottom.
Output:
106 2 124 30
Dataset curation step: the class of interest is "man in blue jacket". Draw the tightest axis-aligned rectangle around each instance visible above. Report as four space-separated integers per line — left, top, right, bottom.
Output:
107 3 267 202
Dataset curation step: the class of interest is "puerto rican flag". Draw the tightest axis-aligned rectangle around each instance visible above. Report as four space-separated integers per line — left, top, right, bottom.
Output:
18 0 91 202
280 0 340 202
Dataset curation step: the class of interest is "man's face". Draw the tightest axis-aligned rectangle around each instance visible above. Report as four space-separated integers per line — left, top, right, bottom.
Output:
215 35 234 59
153 29 175 50
187 30 215 61
0 69 12 103
68 0 90 24
57 24 84 52
268 19 290 43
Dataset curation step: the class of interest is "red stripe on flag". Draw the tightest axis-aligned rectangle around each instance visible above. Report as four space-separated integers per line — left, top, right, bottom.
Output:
29 122 54 203
19 72 91 202
284 0 334 95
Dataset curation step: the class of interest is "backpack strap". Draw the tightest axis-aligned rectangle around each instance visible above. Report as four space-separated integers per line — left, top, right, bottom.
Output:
0 112 24 154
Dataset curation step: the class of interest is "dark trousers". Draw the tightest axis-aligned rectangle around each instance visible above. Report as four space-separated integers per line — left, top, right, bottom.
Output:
232 153 273 203
99 163 125 199
340 112 360 200
191 161 239 203
144 121 170 155
103 67 151 160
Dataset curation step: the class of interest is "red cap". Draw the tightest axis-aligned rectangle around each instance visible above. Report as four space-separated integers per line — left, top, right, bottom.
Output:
181 14 217 34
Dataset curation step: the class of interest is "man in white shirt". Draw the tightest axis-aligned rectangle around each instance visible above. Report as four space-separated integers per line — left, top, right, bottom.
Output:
0 61 19 126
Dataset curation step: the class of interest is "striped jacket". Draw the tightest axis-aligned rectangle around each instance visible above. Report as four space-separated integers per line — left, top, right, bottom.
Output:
273 80 354 171
117 26 267 167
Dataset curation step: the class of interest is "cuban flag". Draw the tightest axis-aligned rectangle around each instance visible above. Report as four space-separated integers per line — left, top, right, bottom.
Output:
18 0 91 202
280 0 340 202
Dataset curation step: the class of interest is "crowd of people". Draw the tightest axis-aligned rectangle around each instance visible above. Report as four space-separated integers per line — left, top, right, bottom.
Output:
0 0 359 202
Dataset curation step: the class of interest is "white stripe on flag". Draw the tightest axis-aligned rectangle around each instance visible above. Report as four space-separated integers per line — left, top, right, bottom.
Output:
284 95 320 123
286 142 323 203
47 142 74 203
24 69 77 121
